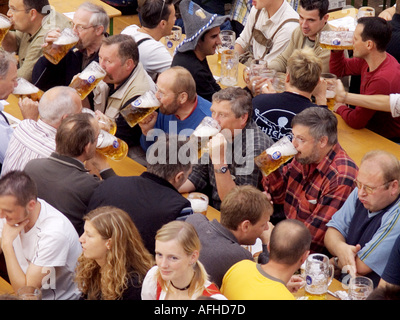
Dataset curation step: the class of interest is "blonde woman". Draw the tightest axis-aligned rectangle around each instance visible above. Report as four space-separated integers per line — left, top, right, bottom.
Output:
75 206 154 300
141 221 226 300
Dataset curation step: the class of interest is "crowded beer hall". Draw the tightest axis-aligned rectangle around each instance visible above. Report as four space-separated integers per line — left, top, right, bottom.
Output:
0 0 400 304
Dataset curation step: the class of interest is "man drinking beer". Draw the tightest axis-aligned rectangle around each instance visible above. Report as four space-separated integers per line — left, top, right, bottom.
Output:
262 107 358 254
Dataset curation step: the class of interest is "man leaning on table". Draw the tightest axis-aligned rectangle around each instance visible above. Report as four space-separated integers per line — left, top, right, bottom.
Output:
268 0 331 73
32 2 109 108
0 171 82 300
324 150 400 287
2 0 72 82
330 16 400 142
262 107 358 254
179 86 273 210
121 0 174 81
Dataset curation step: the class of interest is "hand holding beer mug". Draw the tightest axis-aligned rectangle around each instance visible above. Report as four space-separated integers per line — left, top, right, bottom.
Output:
0 14 11 44
69 61 107 100
96 130 128 161
165 26 182 56
190 116 221 159
82 108 117 135
13 77 44 102
43 28 79 65
320 73 337 110
187 192 209 215
120 91 161 128
254 135 297 177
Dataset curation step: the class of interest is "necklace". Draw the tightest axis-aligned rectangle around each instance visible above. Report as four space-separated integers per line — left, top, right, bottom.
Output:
170 279 192 291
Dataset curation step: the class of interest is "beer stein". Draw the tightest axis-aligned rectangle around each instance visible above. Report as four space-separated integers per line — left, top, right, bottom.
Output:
319 31 353 50
348 276 373 300
43 28 79 65
273 72 286 93
69 61 107 100
190 116 221 159
243 58 267 83
187 192 209 215
13 77 44 102
254 135 297 177
0 14 11 44
82 108 117 135
17 286 42 300
321 73 337 110
220 49 238 87
120 91 161 128
217 30 236 64
165 26 182 56
96 130 128 161
304 253 334 300
357 6 375 20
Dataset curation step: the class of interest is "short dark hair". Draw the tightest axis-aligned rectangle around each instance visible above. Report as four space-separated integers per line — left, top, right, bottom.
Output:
55 113 98 158
102 34 139 64
358 16 392 52
300 0 329 19
292 107 338 145
23 0 50 14
0 171 37 206
139 0 174 28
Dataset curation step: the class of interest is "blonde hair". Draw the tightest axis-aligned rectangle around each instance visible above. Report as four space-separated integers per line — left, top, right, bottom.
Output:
75 206 154 300
155 221 209 297
287 47 322 93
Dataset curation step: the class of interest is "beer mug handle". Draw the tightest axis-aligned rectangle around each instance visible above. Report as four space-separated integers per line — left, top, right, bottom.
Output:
243 67 250 83
328 264 334 287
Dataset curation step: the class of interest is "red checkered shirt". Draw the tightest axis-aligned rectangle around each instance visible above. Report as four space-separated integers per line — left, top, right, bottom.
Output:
262 143 358 253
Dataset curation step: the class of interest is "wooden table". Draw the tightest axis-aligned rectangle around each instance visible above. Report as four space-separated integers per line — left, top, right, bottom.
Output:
49 0 122 35
293 278 347 300
0 276 13 295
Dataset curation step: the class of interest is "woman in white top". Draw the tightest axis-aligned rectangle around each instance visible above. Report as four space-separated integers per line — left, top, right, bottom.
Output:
141 220 226 300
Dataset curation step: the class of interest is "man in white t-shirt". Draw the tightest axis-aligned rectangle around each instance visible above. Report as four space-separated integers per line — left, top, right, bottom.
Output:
121 0 175 81
0 171 82 300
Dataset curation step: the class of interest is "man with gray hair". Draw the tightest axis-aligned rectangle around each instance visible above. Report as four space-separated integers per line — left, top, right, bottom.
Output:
262 107 358 254
33 1 109 108
87 134 193 255
1 86 82 176
179 86 273 210
0 51 18 171
2 0 72 82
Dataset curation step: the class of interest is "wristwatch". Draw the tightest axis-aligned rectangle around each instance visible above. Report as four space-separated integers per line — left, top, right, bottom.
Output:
214 166 228 174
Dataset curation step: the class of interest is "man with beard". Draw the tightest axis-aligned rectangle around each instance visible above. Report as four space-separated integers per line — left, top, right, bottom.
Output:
32 2 109 109
262 107 358 254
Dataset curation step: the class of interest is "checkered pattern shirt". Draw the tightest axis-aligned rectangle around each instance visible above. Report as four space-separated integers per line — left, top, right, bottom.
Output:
189 120 273 210
263 143 358 253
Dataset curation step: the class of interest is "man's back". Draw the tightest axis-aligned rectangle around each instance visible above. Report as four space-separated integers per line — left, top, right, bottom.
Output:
185 213 253 287
1 119 56 176
87 172 193 255
221 260 295 300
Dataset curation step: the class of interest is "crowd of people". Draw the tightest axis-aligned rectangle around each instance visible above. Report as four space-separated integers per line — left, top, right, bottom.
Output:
0 0 400 300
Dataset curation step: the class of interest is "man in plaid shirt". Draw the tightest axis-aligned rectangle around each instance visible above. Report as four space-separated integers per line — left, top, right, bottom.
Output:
263 107 358 253
179 87 273 210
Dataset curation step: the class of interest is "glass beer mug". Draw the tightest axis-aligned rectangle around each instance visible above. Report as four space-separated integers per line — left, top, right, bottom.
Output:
96 130 128 161
304 253 334 300
254 135 297 177
120 91 161 128
43 28 79 65
13 78 44 102
69 61 107 100
220 49 239 87
82 108 117 136
0 14 11 44
190 116 221 159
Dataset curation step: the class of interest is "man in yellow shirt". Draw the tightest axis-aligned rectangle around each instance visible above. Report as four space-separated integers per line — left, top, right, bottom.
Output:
221 219 311 300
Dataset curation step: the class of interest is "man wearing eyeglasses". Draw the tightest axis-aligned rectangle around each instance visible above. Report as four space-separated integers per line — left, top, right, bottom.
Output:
32 2 109 109
262 107 358 254
2 0 71 82
325 150 400 287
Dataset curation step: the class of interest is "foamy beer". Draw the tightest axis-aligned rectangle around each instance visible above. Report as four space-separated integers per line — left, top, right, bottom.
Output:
120 91 161 127
321 73 337 110
43 28 79 65
187 192 209 215
0 14 11 44
12 78 44 102
254 135 298 177
69 61 106 100
190 116 221 158
82 108 117 135
96 129 128 161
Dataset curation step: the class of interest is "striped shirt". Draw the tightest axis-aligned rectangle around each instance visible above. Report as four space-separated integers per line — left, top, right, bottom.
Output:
1 119 56 176
263 143 358 253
